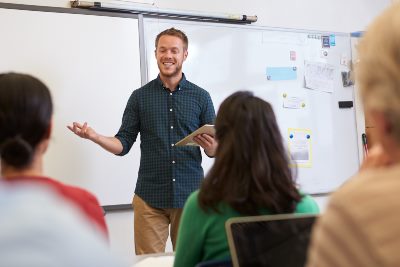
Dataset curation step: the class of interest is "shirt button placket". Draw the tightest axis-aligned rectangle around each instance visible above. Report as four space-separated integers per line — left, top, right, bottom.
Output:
169 92 176 184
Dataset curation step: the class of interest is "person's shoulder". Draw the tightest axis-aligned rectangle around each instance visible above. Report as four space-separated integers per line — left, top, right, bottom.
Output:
45 178 100 205
124 80 158 105
184 79 210 94
185 190 200 208
184 79 202 89
64 184 99 202
134 79 158 92
3 176 97 203
331 165 400 207
296 193 320 214
181 190 207 219
131 78 162 96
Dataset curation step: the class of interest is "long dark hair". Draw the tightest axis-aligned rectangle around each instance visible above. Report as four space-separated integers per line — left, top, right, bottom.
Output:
198 91 301 215
0 73 53 169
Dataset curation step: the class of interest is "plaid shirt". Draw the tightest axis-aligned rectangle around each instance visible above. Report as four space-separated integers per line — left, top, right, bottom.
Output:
115 74 215 208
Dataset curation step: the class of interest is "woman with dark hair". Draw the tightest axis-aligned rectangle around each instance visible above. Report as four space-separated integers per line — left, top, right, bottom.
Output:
0 72 108 237
174 91 319 267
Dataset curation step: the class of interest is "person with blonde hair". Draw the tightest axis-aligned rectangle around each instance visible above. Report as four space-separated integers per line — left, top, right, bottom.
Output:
307 3 400 267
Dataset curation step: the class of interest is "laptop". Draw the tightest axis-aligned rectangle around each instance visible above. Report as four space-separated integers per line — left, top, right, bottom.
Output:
225 213 317 267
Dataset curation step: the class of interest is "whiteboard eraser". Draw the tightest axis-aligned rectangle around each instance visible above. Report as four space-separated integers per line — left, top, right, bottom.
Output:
338 101 353 108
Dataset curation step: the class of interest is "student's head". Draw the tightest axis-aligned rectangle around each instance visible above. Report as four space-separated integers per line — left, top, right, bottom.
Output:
199 91 301 215
0 73 53 170
154 28 188 79
356 3 400 150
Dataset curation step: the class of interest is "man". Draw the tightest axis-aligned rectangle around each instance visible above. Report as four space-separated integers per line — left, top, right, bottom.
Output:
68 28 217 254
306 4 400 267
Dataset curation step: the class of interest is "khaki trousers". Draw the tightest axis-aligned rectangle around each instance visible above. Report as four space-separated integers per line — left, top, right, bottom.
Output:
132 195 183 255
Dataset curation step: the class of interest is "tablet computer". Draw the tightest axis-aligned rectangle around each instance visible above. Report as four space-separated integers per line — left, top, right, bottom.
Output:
175 124 215 146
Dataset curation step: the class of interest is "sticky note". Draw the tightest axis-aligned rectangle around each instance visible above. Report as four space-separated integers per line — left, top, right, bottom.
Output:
330 34 336 46
266 67 297 81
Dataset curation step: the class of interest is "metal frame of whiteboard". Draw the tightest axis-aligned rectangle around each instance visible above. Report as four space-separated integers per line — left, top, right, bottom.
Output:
350 34 366 166
142 17 360 195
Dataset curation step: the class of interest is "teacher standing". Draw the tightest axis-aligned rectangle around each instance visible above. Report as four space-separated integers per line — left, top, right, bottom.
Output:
68 28 217 254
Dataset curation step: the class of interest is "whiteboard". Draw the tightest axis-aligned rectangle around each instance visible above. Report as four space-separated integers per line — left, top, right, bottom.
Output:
143 18 360 194
0 7 142 206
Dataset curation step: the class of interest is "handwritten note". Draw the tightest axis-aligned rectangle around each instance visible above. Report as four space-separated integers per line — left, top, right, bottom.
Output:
304 61 336 93
282 93 306 109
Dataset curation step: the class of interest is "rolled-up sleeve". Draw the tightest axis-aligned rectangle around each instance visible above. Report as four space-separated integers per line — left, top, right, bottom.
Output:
115 91 140 156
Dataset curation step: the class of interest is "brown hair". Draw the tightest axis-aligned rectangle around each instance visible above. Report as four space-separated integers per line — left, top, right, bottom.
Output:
356 3 400 142
155 27 188 51
0 73 53 169
198 91 301 215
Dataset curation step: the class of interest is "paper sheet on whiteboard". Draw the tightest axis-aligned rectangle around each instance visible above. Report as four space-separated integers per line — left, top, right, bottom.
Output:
304 61 336 93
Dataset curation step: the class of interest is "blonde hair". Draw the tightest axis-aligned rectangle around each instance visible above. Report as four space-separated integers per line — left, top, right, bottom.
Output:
356 3 400 141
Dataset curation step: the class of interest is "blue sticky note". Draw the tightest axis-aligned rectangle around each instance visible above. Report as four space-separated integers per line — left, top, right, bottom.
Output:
266 67 297 81
330 34 336 46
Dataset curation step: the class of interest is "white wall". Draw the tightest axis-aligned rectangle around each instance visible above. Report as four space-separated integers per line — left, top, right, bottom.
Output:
1 0 392 264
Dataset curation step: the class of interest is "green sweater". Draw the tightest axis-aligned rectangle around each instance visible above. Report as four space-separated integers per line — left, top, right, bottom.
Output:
173 190 319 267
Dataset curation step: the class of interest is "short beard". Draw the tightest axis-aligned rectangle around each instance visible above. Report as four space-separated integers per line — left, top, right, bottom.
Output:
158 62 182 78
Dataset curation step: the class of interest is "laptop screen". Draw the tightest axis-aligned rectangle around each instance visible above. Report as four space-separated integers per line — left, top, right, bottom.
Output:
226 214 317 267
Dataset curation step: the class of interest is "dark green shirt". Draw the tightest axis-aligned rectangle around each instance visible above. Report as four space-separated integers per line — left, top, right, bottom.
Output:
115 74 215 208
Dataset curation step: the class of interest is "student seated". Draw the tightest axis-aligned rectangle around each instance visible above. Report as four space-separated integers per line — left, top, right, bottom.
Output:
0 72 107 237
0 182 127 267
173 91 319 267
306 4 400 267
